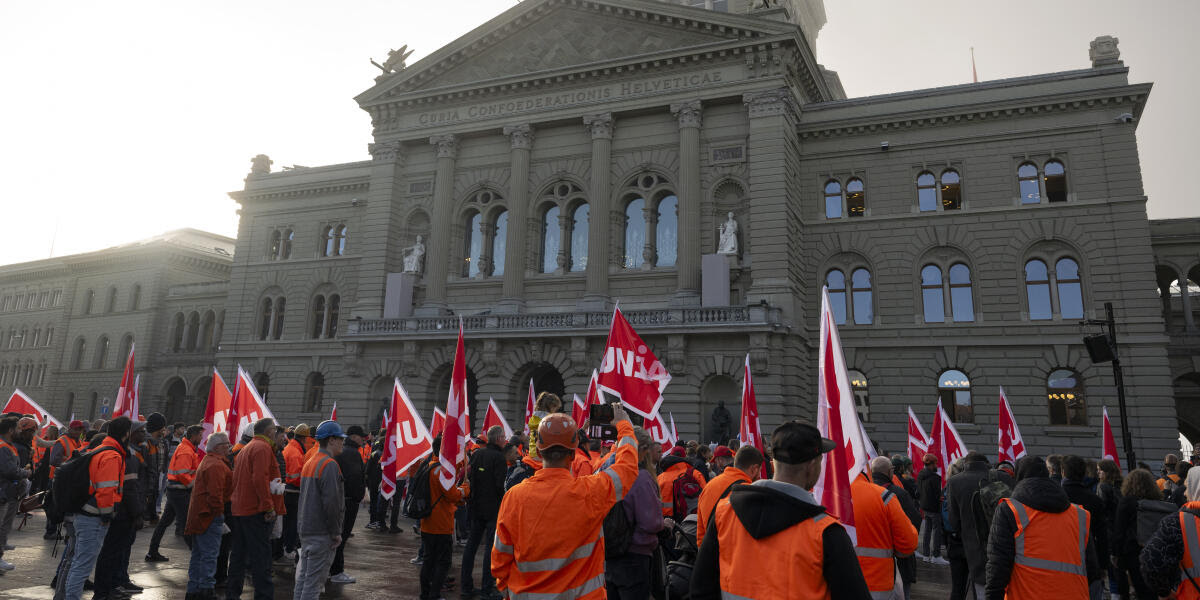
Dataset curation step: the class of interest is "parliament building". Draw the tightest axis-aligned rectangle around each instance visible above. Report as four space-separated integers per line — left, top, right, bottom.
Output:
3 0 1198 464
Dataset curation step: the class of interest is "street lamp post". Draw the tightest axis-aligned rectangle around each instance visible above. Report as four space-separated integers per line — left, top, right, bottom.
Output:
1082 301 1135 469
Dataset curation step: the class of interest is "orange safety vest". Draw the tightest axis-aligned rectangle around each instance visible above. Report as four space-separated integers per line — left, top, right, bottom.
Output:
1160 473 1183 491
83 437 126 516
712 495 838 599
1002 498 1090 599
282 439 305 488
571 448 594 478
167 438 201 489
358 444 370 464
851 475 918 593
301 451 338 482
657 462 707 517
49 436 80 479
1175 504 1200 600
696 467 752 547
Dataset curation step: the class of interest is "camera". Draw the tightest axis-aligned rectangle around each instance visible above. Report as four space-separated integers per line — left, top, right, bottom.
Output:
587 403 618 442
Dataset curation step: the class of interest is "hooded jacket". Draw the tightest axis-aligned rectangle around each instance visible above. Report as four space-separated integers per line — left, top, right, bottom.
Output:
984 476 1101 600
1062 478 1109 564
917 465 942 512
946 460 994 583
334 437 365 501
691 480 872 600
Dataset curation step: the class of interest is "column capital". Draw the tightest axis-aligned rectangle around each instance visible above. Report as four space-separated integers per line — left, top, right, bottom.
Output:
367 140 404 163
429 134 459 159
742 89 797 119
503 124 535 150
670 100 703 129
583 113 614 139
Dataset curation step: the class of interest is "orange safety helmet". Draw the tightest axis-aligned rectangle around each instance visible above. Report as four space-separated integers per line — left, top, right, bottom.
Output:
536 413 578 452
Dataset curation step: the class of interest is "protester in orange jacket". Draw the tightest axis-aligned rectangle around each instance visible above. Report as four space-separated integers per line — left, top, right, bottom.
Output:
493 406 640 599
658 447 707 518
419 437 467 600
64 416 132 600
571 430 594 477
851 469 918 597
227 418 287 600
695 445 763 547
146 424 202 561
281 424 312 559
185 432 233 597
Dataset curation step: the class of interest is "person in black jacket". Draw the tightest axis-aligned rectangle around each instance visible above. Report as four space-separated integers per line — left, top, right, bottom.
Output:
871 457 920 600
1115 468 1164 599
462 426 508 600
1142 466 1200 597
916 453 946 563
329 425 367 584
1061 454 1109 600
365 440 383 529
946 452 997 600
985 456 1102 600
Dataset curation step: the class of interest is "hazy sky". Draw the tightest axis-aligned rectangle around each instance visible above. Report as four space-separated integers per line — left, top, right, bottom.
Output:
1 1 1195 266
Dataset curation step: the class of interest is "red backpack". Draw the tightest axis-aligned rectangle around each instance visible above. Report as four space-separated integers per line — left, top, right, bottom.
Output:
670 465 704 521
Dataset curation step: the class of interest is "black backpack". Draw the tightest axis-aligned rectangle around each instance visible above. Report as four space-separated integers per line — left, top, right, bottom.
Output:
971 471 1012 545
1136 499 1177 546
48 446 119 521
402 460 444 520
603 500 634 559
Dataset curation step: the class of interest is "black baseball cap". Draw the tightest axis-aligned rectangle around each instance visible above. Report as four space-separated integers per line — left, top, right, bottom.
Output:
771 421 835 465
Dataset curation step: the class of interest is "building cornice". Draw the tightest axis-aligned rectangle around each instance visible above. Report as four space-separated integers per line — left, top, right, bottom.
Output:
230 178 371 205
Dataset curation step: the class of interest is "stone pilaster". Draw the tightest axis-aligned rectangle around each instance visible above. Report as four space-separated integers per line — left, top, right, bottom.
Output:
418 134 458 315
743 89 801 317
1179 268 1196 330
580 113 614 311
352 140 405 318
672 101 703 305
499 124 533 313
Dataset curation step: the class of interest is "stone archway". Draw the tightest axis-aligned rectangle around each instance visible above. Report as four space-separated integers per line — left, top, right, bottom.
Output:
432 366 480 434
368 376 394 434
1176 374 1200 443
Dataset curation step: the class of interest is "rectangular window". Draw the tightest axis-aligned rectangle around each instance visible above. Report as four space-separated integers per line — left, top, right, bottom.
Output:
1028 283 1052 320
39 292 49 308
950 287 974 322
1059 282 1084 320
52 290 63 306
14 295 24 310
923 288 945 323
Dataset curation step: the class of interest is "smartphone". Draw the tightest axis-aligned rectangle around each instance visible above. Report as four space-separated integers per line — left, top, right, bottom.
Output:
587 403 618 442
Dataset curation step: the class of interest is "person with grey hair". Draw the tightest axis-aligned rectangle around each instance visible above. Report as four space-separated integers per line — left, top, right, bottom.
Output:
1140 466 1200 598
870 456 921 600
184 432 233 599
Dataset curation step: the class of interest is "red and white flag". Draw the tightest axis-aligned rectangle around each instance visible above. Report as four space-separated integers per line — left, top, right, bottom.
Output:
669 412 679 447
814 286 869 537
201 368 232 444
381 378 433 499
597 306 670 419
227 366 275 442
739 354 764 453
112 343 137 419
438 319 470 490
484 397 514 440
430 408 446 439
645 409 673 452
523 379 535 436
571 394 587 429
585 369 604 407
130 375 141 420
997 387 1027 465
4 389 62 430
1103 406 1122 470
330 402 338 422
907 407 931 468
930 399 968 485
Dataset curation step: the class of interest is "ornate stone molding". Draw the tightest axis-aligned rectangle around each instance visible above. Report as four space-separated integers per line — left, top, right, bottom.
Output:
583 113 614 140
429 134 459 159
742 89 796 120
503 124 534 150
367 140 404 163
1089 36 1121 67
670 100 703 129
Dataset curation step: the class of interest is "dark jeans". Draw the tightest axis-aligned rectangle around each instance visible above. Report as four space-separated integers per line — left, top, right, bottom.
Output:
283 492 299 552
150 487 192 553
948 538 970 600
460 516 496 593
94 518 134 595
1119 552 1153 599
368 485 383 523
420 533 452 600
226 514 274 600
605 552 651 600
920 513 943 557
330 499 359 576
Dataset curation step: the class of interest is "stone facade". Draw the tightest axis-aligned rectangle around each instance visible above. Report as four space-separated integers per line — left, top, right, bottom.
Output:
1151 218 1200 442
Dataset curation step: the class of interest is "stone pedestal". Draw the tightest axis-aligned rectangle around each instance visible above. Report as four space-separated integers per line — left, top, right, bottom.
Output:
384 272 418 318
702 253 732 307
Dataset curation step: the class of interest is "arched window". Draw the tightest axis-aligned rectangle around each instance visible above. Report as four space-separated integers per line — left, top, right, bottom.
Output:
257 299 272 341
827 270 847 325
491 210 508 277
200 311 215 350
185 312 200 351
31 328 40 347
624 198 646 269
656 195 678 268
917 172 938 212
851 268 873 325
570 203 589 272
83 289 95 315
71 338 86 370
106 287 118 313
45 326 53 346
1056 258 1084 319
463 212 483 278
938 369 973 423
36 363 46 387
334 225 348 256
1025 259 1052 320
310 293 340 339
130 284 141 311
281 229 294 259
949 264 975 322
310 296 326 339
921 265 945 323
15 328 25 348
824 180 843 219
321 225 334 257
541 205 561 274
1018 162 1041 204
1044 160 1067 203
848 369 869 421
305 372 325 412
272 298 285 340
1047 369 1087 426
269 229 282 259
119 335 134 364
941 170 961 210
846 178 865 217
94 336 109 369
326 295 340 338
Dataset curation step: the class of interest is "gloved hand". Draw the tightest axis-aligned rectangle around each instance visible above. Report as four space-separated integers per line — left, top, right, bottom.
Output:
269 478 286 495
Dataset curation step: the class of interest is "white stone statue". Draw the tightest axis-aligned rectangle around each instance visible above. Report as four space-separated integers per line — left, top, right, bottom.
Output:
718 212 739 255
402 235 425 274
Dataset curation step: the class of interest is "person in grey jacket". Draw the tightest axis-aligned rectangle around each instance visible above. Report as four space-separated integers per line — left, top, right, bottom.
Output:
293 420 346 600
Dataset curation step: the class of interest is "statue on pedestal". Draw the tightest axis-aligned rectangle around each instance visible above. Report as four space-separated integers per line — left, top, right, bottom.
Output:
402 235 425 274
717 212 739 255
709 400 733 444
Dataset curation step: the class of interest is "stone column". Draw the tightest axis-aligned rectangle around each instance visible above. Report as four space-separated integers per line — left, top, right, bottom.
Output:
419 134 458 315
1180 269 1196 331
580 113 613 311
352 140 404 318
743 89 801 316
671 100 703 305
556 211 571 274
499 124 533 313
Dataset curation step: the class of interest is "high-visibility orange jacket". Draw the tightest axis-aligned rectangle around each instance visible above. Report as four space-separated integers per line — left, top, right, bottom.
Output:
49 435 80 479
492 420 639 599
32 439 45 468
571 448 594 478
1001 497 1090 599
231 435 286 517
590 446 613 473
657 459 707 517
1175 503 1200 600
166 438 201 489
851 473 918 593
82 436 126 517
303 439 319 466
282 439 306 490
421 457 465 536
696 466 752 547
1160 473 1183 491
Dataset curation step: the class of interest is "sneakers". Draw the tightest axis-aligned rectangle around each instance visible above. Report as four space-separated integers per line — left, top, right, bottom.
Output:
914 551 926 560
0 559 13 571
118 581 144 593
330 572 356 584
365 522 380 530
144 552 169 563
409 556 424 565
928 556 950 566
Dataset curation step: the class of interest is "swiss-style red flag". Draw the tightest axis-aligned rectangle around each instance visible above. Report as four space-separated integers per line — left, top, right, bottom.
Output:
814 286 868 537
4 389 62 430
227 366 275 442
1103 406 1122 470
201 368 232 450
738 354 764 453
438 319 470 490
930 399 969 485
483 397 514 440
330 401 338 422
907 406 931 468
523 379 535 436
112 343 137 419
571 394 587 429
997 387 1027 465
669 412 679 447
585 369 604 407
644 409 673 452
597 306 670 419
382 378 433 499
430 408 446 439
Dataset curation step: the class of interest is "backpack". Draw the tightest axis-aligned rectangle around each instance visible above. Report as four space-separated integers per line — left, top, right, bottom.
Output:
401 460 444 520
670 465 703 521
48 445 119 521
504 460 536 492
603 500 634 559
1136 499 1177 546
971 471 1012 545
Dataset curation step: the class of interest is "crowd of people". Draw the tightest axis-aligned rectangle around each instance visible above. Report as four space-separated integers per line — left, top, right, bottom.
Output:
0 394 1199 599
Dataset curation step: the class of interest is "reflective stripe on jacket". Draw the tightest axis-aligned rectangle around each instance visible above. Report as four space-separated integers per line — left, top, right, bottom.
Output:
166 438 200 489
82 437 126 516
713 496 837 599
851 474 918 594
1176 507 1200 600
282 439 305 490
1003 497 1089 599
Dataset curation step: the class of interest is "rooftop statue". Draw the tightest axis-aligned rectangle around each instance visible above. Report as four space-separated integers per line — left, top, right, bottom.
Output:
371 45 415 75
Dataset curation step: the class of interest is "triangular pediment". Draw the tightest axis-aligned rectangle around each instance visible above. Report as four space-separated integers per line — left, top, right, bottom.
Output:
357 0 799 104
